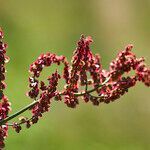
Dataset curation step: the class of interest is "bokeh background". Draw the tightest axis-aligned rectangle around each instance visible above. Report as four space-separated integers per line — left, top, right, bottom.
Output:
0 0 150 149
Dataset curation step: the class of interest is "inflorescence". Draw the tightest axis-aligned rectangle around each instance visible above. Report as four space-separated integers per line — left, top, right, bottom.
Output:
0 28 11 149
0 29 149 149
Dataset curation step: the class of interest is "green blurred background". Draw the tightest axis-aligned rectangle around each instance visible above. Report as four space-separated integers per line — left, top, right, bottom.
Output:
0 0 150 149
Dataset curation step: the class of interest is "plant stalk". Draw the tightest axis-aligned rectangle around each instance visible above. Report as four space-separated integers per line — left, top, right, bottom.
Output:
0 77 110 126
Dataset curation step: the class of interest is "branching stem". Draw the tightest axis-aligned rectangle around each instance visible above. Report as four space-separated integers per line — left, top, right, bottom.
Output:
0 77 110 126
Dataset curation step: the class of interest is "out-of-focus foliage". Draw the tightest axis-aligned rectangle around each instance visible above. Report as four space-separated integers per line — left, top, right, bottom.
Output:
0 0 150 149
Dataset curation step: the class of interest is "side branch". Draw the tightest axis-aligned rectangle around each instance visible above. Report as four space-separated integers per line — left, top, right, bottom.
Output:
0 101 38 126
74 77 110 96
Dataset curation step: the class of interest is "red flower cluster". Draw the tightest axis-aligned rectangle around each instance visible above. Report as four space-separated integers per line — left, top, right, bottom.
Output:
31 71 60 124
26 35 150 126
96 44 150 103
0 29 11 149
109 44 150 87
27 53 68 124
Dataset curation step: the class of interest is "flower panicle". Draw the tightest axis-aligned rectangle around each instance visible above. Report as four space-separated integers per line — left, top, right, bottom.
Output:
0 28 149 149
25 35 150 125
0 28 11 149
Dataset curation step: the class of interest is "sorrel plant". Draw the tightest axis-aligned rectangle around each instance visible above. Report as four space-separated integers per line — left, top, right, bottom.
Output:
0 28 149 149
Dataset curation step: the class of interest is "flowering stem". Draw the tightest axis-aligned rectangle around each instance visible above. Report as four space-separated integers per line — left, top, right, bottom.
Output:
0 77 110 126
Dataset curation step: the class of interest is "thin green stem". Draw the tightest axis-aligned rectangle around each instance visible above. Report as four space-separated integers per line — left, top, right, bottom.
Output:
0 101 38 126
74 77 110 96
0 77 110 126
